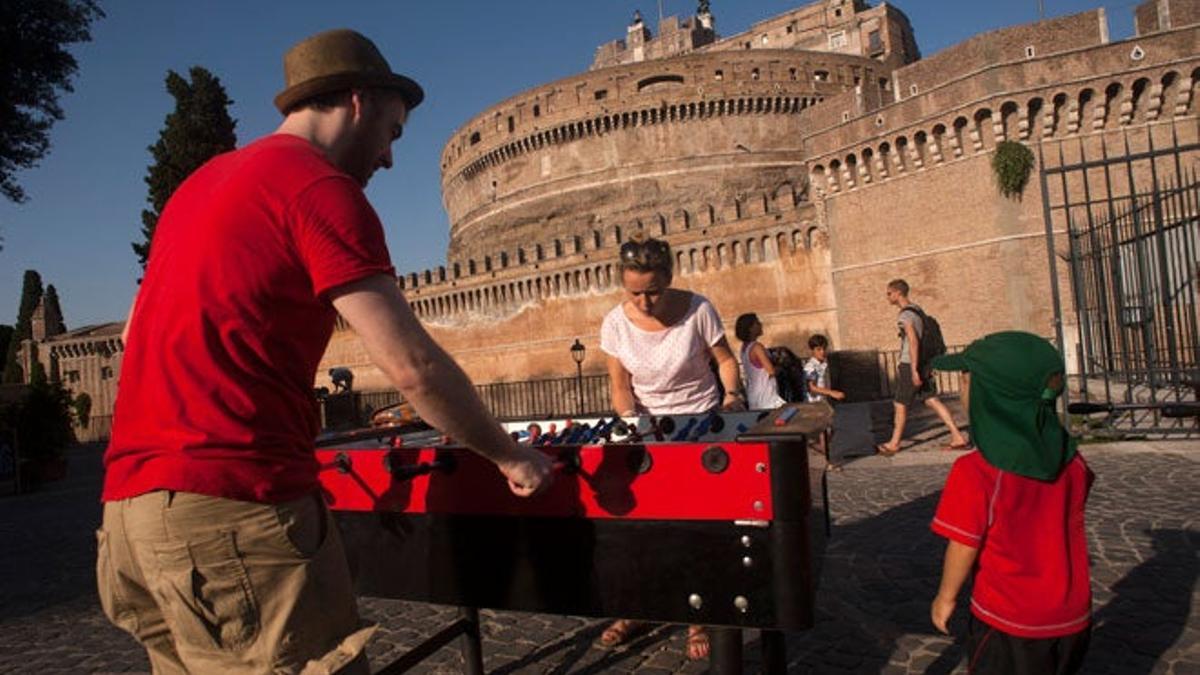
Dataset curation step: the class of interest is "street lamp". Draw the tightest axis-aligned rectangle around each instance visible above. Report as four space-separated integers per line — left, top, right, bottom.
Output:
570 339 586 414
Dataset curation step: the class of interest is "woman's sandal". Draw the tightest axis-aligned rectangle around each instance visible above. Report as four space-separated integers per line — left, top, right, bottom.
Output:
598 619 640 648
686 625 710 661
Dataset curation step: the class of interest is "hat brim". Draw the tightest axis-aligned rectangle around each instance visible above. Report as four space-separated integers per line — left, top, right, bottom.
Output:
274 70 424 115
931 353 969 371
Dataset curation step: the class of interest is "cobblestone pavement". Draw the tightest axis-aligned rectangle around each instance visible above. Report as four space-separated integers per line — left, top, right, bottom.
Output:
0 437 1195 674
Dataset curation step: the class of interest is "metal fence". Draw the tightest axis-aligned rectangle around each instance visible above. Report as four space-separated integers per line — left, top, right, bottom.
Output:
1041 131 1199 437
875 345 967 400
64 349 972 441
477 374 610 420
337 347 965 428
1065 174 1199 435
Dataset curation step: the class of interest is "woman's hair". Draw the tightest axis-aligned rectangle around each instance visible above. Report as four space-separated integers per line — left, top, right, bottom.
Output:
734 313 759 342
618 231 673 277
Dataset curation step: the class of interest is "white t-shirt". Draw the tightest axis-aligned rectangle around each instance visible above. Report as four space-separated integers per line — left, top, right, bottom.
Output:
804 357 829 402
599 293 724 415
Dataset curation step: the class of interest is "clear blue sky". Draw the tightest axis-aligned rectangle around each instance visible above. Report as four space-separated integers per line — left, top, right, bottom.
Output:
0 0 1134 328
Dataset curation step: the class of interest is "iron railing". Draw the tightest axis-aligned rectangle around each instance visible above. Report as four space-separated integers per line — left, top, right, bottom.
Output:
1042 128 1199 437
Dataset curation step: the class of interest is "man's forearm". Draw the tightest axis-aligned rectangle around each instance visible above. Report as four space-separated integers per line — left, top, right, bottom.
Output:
718 357 741 396
331 275 516 462
388 345 515 460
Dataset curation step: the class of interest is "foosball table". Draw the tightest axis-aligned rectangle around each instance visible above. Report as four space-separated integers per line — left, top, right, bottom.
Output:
315 403 832 675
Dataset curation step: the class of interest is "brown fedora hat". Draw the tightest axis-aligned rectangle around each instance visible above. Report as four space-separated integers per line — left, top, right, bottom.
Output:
274 29 424 115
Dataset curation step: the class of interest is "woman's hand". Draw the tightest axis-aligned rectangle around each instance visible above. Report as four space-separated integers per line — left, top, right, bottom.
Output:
721 391 747 411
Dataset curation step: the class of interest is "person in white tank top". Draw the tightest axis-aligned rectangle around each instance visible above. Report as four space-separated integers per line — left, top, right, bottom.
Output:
734 313 786 410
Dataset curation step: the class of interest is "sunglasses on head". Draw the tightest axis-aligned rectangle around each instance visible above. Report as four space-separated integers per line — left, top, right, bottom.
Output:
619 239 671 265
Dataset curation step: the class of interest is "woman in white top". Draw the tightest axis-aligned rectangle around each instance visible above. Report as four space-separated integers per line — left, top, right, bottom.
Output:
734 313 786 410
597 234 744 660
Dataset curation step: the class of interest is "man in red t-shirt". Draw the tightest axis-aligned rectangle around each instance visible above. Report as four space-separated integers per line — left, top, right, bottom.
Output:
97 30 552 674
928 332 1092 674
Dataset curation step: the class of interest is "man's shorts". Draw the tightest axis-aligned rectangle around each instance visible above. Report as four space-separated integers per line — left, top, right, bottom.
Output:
894 362 936 406
97 490 374 674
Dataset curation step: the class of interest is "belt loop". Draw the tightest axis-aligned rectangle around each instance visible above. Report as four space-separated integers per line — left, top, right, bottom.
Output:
165 490 176 508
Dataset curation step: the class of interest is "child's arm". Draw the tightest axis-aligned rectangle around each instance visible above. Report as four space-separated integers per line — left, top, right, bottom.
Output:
807 383 845 400
931 540 978 634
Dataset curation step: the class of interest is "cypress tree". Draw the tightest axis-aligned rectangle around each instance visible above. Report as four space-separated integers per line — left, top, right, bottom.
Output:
42 284 66 336
0 325 12 368
132 66 237 269
2 270 44 383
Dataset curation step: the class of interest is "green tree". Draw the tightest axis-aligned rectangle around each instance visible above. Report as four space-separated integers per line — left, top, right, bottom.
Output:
3 270 44 384
133 67 237 269
0 1 104 206
41 284 67 336
1 379 75 464
0 325 12 369
72 391 92 428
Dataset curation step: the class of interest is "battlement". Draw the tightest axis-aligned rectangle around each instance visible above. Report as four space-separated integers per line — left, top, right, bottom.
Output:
591 11 716 70
704 0 917 67
802 25 1199 196
440 49 877 180
358 183 823 330
1135 0 1200 36
891 10 1109 106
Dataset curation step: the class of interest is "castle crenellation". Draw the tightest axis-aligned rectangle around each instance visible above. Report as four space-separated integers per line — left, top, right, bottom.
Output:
398 184 821 327
803 25 1198 197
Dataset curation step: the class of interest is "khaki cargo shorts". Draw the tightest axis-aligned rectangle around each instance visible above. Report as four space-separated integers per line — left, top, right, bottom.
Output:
97 490 375 674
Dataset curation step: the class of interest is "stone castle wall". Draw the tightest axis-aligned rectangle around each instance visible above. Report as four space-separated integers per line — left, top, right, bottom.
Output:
438 49 886 268
801 22 1198 352
325 212 837 390
319 2 1199 392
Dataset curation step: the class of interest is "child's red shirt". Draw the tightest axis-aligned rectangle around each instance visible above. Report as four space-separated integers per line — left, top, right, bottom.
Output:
932 450 1093 638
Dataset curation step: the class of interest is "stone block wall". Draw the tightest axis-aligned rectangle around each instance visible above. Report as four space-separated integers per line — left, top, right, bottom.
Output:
320 221 837 389
803 24 1199 355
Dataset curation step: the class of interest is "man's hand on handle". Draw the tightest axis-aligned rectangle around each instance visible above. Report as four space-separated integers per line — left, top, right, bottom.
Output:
498 445 554 497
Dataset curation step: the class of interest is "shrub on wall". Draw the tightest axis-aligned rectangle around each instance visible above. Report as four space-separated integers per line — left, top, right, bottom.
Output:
991 140 1035 198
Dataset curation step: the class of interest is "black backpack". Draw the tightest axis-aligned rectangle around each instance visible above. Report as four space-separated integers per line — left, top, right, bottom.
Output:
900 306 947 373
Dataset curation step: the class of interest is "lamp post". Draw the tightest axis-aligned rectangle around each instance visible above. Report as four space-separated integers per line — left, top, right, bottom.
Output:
570 339 586 414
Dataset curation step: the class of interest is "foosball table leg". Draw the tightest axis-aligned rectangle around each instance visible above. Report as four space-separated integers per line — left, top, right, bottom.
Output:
710 627 744 675
761 629 786 674
459 607 484 675
373 606 485 674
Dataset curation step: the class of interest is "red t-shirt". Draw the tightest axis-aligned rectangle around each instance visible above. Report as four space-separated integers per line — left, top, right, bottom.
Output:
103 135 394 503
931 450 1093 638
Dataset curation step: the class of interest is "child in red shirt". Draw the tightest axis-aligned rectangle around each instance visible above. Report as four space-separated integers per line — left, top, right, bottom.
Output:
929 332 1092 674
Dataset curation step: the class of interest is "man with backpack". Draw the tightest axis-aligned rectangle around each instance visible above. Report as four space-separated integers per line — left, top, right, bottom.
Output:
877 279 970 455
